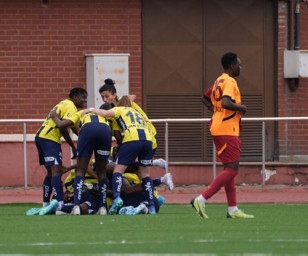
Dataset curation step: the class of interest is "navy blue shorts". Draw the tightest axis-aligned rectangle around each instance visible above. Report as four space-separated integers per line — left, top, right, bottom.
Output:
116 141 153 166
77 122 111 159
35 137 62 167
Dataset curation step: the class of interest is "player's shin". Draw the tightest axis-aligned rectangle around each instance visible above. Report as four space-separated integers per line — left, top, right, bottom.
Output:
99 178 108 208
73 175 84 206
142 176 156 214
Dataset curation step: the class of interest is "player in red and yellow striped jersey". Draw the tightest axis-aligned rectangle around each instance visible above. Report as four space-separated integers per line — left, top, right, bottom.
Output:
192 52 254 219
35 88 87 210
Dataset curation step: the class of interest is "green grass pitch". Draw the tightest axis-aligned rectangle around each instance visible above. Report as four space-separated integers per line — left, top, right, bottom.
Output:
0 203 308 255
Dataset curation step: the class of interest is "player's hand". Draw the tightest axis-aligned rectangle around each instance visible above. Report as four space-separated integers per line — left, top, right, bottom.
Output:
81 109 91 117
238 105 246 115
50 109 61 120
128 94 136 102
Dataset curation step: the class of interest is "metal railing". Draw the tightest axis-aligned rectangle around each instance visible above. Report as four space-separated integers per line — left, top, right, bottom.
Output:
1 116 308 188
151 116 308 185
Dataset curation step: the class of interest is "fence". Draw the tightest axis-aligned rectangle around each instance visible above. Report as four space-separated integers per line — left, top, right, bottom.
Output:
1 117 308 188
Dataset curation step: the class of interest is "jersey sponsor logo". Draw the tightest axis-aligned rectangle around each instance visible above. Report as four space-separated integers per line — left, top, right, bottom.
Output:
127 124 145 129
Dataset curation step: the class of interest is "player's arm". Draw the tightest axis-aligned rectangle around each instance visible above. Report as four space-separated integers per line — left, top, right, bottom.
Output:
81 108 115 117
201 87 213 113
60 128 77 159
201 95 213 113
121 177 142 194
50 109 74 128
222 96 246 115
61 164 77 174
50 109 78 158
71 125 80 136
113 130 122 146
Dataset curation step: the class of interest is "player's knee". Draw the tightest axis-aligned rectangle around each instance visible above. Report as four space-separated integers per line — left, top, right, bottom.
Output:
225 168 238 177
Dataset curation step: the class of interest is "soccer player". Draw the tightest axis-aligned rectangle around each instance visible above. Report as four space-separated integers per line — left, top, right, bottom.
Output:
98 78 158 155
191 52 254 219
82 96 157 214
106 146 174 191
117 172 162 215
35 88 87 211
28 159 168 216
48 107 112 215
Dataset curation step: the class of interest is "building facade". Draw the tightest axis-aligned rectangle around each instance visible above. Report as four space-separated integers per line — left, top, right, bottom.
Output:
0 0 308 186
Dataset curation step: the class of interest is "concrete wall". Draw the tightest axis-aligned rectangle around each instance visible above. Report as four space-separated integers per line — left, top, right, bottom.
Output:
1 142 307 187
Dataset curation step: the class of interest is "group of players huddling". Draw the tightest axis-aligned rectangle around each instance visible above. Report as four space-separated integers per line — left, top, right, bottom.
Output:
27 79 174 216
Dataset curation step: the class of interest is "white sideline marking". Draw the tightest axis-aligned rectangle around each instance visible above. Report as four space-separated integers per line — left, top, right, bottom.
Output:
1 238 308 249
1 254 308 256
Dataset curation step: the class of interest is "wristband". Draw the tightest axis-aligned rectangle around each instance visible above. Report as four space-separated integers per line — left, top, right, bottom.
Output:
89 107 94 113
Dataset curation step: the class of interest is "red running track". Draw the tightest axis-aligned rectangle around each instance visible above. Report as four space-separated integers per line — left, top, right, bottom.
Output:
0 185 307 204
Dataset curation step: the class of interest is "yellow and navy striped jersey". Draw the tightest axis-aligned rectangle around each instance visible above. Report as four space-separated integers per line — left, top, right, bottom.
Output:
106 116 121 136
131 102 157 149
68 110 109 128
112 106 152 143
123 173 159 198
64 169 98 193
36 99 77 144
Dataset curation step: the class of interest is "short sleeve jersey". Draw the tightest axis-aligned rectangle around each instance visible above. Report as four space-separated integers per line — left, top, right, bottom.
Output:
112 106 152 143
36 99 77 144
64 169 98 193
107 116 121 135
210 73 242 136
131 102 157 149
68 111 109 128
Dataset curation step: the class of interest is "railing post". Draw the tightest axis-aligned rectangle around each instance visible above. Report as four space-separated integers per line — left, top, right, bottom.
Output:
23 122 28 189
213 142 216 178
165 122 169 173
262 121 266 185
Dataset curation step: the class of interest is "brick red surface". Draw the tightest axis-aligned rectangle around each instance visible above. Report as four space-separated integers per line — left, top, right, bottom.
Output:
0 0 142 133
1 185 307 204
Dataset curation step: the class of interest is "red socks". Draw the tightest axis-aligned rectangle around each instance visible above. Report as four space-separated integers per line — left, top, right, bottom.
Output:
202 168 238 206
